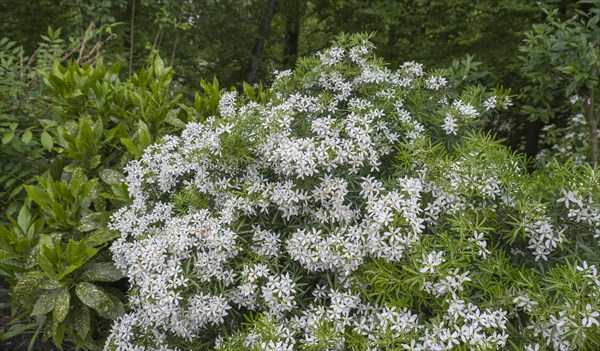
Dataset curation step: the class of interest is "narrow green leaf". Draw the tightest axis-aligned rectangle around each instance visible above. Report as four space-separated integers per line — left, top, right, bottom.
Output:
0 323 38 341
8 184 24 199
17 205 31 232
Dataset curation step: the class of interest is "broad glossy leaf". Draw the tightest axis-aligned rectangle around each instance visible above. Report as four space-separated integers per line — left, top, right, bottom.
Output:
64 239 84 266
72 300 90 338
78 212 103 232
53 287 70 323
13 275 58 305
32 289 59 316
75 282 123 319
138 120 152 149
99 169 124 186
80 262 124 282
165 108 185 128
52 318 65 347
85 227 121 247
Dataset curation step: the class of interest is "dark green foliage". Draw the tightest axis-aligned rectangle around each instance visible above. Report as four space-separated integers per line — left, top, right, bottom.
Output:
519 0 600 164
0 51 193 349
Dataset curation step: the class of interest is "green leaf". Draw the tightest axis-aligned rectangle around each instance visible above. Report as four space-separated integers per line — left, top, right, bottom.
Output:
243 82 256 100
31 289 59 316
85 227 121 247
21 129 33 144
75 282 123 319
12 276 53 305
138 120 152 149
99 169 124 186
64 239 84 267
80 262 124 282
153 56 165 78
72 300 90 339
165 108 185 129
89 155 102 169
47 74 66 92
78 212 104 232
566 80 578 96
0 323 38 341
41 131 53 152
52 319 65 348
2 131 15 144
14 275 59 297
17 205 31 232
8 184 24 199
52 287 70 323
37 250 56 276
120 137 141 157
110 183 130 204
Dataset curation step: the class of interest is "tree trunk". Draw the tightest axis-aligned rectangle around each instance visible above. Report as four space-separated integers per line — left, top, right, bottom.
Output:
128 0 136 77
282 0 301 69
590 118 598 165
245 0 280 84
525 118 543 171
170 32 179 66
583 93 598 165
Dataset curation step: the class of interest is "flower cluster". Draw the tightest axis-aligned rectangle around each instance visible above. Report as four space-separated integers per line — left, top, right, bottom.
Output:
105 35 600 351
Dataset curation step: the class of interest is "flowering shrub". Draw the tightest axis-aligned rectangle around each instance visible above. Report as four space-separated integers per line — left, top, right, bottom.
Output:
105 34 600 351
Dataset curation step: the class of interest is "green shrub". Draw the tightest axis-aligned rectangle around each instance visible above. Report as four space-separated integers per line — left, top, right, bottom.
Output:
104 35 600 351
2 54 186 349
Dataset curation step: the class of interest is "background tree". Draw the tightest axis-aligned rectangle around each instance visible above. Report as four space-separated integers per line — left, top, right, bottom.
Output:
520 0 600 164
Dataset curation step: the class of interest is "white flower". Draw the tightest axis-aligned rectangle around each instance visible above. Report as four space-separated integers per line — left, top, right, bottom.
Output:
581 304 600 328
443 114 458 135
483 96 497 110
420 251 445 274
569 95 580 104
219 91 238 117
425 75 447 90
252 226 281 257
513 295 538 312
